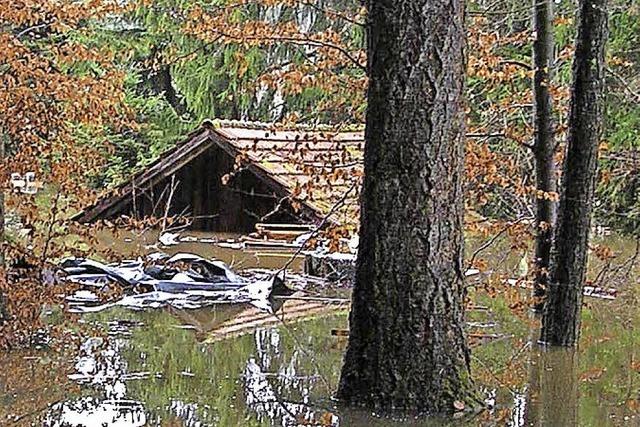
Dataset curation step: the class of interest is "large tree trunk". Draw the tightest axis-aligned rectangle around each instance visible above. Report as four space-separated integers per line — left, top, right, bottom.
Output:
336 0 474 413
540 0 608 346
532 0 557 307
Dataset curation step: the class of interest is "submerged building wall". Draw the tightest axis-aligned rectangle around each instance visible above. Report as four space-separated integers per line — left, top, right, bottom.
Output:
117 145 302 232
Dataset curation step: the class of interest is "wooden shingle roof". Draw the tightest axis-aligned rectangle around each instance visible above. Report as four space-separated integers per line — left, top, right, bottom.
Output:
74 120 364 226
211 121 363 225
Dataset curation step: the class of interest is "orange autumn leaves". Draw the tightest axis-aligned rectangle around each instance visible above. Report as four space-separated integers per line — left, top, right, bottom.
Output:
0 0 132 348
1 0 131 201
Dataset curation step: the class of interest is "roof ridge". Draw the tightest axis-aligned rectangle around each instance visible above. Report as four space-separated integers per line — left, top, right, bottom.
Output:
202 118 364 132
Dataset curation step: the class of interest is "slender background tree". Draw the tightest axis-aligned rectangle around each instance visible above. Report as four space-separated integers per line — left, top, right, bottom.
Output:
0 132 5 323
531 0 557 307
541 0 609 346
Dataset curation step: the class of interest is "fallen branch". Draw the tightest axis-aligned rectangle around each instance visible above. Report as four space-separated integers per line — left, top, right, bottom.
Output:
260 195 291 223
272 295 350 304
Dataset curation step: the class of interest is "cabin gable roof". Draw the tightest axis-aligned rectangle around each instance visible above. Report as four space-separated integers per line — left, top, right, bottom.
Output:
73 120 364 226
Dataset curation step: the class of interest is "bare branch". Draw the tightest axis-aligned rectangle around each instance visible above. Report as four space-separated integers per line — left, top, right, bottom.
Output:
606 66 640 103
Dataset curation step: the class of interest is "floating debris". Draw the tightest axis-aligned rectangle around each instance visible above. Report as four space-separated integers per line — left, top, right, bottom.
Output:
62 253 289 312
158 232 180 246
505 278 617 300
10 171 42 194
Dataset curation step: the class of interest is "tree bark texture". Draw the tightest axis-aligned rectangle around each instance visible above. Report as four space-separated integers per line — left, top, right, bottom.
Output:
0 132 6 322
0 132 4 267
336 0 473 412
540 0 608 346
532 0 557 303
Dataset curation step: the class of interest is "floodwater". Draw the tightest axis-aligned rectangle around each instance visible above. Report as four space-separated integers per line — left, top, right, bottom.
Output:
0 232 638 426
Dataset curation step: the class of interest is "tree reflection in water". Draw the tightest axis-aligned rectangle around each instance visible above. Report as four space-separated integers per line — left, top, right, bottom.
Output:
1 278 637 426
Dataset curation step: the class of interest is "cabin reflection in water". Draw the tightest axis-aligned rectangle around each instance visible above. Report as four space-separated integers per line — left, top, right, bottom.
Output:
42 299 348 427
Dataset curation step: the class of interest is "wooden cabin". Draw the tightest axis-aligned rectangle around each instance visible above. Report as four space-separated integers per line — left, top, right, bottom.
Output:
73 120 363 233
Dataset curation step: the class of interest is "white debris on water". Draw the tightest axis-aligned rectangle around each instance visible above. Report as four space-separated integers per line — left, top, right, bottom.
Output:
62 253 283 313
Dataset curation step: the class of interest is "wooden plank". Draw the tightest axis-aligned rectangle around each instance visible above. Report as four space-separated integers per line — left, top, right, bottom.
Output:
255 223 314 230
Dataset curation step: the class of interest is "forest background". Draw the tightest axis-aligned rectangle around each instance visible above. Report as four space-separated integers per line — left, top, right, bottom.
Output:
0 0 638 345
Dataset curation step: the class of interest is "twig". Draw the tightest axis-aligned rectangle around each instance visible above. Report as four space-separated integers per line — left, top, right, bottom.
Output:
271 295 350 304
596 238 640 288
40 191 62 265
615 239 640 282
467 216 530 269
502 340 531 373
166 35 224 65
298 0 365 27
607 66 640 103
500 59 533 71
132 180 139 220
260 195 291 223
274 180 358 280
592 259 612 289
466 132 506 138
272 310 334 392
209 30 366 72
150 183 170 218
161 175 178 232
472 354 519 395
15 23 52 39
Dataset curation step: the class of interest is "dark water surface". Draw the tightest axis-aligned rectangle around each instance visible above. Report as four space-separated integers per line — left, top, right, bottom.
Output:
0 233 638 426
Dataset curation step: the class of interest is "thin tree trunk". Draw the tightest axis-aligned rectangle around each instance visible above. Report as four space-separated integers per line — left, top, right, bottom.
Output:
337 0 474 412
540 0 609 346
0 132 4 267
532 0 557 308
0 132 6 322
